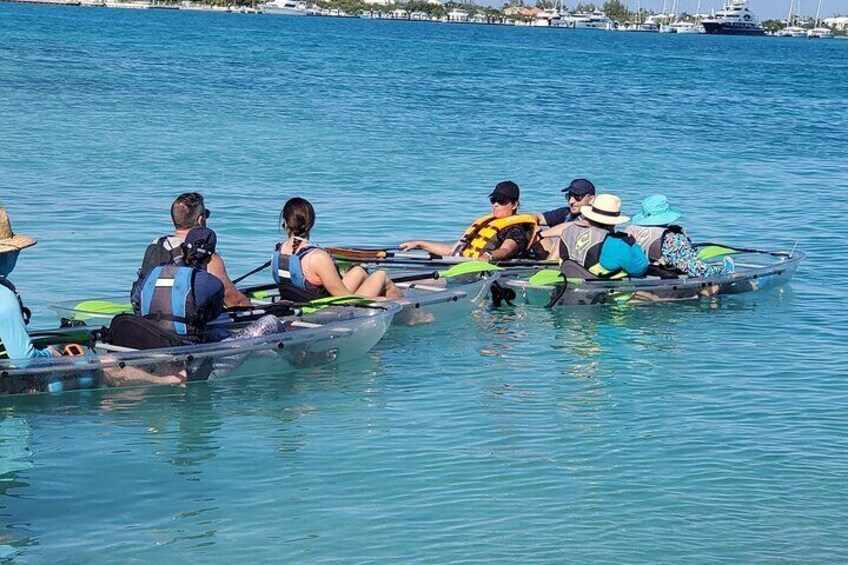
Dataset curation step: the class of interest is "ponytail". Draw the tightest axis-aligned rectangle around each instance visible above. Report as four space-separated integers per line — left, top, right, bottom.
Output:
281 197 315 253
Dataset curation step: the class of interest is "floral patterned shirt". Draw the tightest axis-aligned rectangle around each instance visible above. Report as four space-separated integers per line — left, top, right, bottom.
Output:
661 232 726 278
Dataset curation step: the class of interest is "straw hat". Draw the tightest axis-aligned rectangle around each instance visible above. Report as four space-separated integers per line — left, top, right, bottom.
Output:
0 207 37 254
580 194 630 225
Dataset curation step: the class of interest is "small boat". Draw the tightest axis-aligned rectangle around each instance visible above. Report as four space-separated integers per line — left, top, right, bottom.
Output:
258 0 307 16
668 20 704 33
503 247 803 307
807 0 835 38
1 302 400 397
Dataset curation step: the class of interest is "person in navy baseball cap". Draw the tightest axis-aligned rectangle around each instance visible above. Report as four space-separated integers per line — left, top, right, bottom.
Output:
531 178 597 258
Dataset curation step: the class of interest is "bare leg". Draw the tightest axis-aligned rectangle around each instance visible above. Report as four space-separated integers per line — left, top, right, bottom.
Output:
355 270 392 298
341 266 369 294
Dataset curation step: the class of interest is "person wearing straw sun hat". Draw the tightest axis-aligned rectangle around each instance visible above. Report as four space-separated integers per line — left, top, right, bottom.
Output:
626 194 733 278
0 206 59 360
555 194 648 279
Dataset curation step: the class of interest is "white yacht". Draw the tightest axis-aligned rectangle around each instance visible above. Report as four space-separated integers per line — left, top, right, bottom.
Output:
669 20 704 33
553 10 610 29
775 0 808 37
701 0 764 35
259 0 307 16
808 0 835 38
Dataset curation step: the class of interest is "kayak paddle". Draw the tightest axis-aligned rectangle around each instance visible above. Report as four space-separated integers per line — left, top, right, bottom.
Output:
391 261 502 283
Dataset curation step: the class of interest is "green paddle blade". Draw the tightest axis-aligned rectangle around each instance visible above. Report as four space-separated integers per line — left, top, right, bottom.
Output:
440 261 502 278
528 269 564 286
74 300 132 315
301 295 376 314
248 290 271 300
698 245 739 261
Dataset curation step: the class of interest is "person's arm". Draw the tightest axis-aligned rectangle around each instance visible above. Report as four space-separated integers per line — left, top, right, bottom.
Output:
207 253 251 307
489 239 519 261
0 292 55 359
311 251 360 297
537 208 568 228
398 241 455 256
539 223 569 240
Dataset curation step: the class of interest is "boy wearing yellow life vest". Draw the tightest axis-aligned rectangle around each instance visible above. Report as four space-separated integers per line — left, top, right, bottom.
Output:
400 181 539 261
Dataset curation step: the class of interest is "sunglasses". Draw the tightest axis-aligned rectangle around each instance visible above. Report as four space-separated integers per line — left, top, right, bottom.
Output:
202 209 212 219
567 193 589 201
490 196 513 206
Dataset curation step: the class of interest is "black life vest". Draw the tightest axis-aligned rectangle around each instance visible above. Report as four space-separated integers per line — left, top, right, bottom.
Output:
0 277 31 361
139 265 206 342
271 242 325 299
131 236 184 312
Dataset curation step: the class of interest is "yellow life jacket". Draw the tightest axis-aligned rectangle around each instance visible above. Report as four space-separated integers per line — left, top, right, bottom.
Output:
452 214 538 259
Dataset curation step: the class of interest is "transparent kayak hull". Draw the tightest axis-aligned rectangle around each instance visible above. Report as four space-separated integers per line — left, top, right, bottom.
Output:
51 273 499 327
1 305 399 397
505 251 804 307
389 272 498 324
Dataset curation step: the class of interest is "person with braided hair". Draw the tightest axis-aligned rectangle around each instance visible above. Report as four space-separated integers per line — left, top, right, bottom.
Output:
272 197 403 300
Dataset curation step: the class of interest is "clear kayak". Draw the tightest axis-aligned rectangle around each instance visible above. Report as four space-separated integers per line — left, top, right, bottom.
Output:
505 249 804 307
1 304 400 397
51 269 500 327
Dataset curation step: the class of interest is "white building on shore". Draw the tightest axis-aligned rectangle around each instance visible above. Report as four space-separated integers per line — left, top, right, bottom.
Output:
823 16 848 30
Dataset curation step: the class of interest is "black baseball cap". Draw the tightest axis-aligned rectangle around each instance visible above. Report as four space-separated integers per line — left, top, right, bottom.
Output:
184 226 217 256
488 180 520 201
561 178 596 196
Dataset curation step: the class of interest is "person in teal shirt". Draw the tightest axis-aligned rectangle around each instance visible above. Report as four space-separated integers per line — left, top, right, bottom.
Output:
0 206 57 360
556 194 648 278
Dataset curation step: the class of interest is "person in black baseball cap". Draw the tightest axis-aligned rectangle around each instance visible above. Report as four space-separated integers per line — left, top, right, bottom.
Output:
400 180 540 261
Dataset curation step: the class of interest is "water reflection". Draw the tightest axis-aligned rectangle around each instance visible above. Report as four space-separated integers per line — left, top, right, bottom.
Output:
0 417 34 559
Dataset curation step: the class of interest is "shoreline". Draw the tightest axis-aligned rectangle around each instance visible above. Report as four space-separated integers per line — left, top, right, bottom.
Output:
2 0 847 38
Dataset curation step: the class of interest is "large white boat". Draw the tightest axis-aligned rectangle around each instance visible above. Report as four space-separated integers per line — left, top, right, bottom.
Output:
775 0 808 37
259 0 307 16
669 20 704 33
701 0 764 35
808 0 835 38
551 10 610 29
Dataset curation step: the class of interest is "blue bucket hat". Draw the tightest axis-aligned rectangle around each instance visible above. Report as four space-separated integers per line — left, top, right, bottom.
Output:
631 194 683 226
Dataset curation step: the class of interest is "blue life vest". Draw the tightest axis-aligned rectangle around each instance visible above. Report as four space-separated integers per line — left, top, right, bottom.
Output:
140 265 204 341
271 243 324 294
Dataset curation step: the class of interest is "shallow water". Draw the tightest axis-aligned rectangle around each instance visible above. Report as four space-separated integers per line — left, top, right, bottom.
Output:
1 5 848 561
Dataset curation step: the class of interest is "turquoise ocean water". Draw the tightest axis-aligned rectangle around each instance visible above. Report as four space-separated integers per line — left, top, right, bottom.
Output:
2 4 848 561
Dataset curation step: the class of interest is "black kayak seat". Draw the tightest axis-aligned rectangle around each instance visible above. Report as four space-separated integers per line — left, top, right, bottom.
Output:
106 314 190 350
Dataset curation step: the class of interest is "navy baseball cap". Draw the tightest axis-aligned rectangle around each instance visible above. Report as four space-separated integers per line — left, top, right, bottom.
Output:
488 180 521 201
561 178 596 196
184 226 217 256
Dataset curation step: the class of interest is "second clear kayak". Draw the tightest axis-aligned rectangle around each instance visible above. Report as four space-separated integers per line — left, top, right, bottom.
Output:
504 249 804 307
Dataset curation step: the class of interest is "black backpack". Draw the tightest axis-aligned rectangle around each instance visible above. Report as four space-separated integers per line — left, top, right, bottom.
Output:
130 237 183 312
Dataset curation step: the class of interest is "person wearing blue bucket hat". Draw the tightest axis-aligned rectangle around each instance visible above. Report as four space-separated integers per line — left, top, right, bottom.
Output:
626 194 734 278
